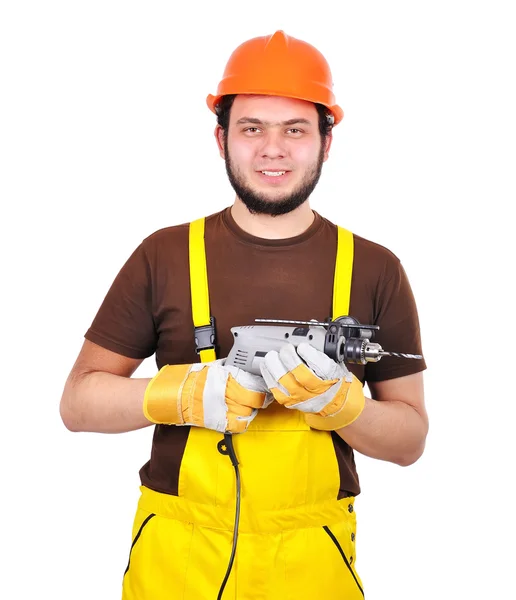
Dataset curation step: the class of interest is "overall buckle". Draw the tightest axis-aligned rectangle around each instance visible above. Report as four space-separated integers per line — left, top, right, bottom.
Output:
194 316 216 354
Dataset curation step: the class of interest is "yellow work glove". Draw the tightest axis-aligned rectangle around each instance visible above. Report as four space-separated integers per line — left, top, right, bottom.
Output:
144 359 271 434
260 343 365 430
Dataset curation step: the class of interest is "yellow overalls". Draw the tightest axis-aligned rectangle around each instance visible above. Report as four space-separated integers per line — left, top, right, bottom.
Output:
121 220 365 599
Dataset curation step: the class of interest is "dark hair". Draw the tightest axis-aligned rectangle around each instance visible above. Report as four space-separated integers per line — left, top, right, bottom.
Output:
215 94 334 139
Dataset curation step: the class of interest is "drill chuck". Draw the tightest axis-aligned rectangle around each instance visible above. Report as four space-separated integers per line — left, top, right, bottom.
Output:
339 338 384 365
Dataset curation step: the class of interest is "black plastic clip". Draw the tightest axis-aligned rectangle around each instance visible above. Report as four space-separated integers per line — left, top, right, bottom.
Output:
194 316 216 353
218 433 239 468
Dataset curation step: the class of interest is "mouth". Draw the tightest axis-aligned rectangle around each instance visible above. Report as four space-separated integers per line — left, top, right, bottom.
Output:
256 170 291 184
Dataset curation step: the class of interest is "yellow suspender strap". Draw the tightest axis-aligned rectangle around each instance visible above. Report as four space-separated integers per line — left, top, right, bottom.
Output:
332 226 354 320
189 220 353 363
189 217 217 363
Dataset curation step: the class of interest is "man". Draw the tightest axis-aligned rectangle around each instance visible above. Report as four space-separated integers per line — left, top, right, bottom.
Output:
60 30 428 600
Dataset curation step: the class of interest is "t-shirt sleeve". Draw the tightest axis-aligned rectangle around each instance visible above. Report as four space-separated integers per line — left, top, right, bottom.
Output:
84 242 158 359
365 258 427 382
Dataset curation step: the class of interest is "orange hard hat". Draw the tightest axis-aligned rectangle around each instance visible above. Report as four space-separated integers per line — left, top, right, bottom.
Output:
206 30 344 125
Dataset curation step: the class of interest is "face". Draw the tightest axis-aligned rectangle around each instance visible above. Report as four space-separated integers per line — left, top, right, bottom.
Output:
216 95 332 216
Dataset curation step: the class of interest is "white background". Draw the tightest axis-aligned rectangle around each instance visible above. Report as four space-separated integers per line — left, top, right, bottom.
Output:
1 1 515 598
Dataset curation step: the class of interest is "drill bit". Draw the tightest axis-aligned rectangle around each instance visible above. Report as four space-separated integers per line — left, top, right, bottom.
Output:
379 351 423 360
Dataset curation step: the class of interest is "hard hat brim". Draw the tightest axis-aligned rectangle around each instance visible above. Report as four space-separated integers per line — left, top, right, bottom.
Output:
206 93 343 125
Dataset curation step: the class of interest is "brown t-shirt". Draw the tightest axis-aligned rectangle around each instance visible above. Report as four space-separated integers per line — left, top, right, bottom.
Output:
85 207 426 497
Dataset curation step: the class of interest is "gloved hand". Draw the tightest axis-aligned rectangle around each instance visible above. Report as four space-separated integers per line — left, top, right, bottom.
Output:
143 359 271 434
260 343 365 430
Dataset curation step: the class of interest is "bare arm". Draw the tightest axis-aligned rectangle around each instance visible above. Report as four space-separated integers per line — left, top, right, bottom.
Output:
336 372 428 466
60 340 154 434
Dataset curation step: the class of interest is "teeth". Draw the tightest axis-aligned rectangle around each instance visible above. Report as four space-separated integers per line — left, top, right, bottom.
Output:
262 171 285 176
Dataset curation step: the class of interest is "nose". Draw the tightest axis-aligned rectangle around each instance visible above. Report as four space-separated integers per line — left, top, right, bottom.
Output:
258 130 287 160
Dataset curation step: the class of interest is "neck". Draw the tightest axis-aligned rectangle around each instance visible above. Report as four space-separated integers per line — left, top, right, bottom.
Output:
230 197 315 239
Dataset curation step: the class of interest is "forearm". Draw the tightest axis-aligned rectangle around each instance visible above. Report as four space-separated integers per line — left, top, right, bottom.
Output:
60 371 153 434
336 396 428 466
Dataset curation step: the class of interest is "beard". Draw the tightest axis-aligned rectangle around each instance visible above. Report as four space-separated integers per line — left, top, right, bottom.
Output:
224 137 325 216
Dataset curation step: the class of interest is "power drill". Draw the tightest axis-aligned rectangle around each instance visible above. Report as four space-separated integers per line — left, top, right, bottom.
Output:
226 315 423 375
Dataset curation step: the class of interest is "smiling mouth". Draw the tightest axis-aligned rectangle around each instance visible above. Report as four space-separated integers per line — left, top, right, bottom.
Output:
256 170 291 184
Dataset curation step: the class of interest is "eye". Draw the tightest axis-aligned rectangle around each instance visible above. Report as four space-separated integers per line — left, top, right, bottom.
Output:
243 127 261 134
286 128 304 135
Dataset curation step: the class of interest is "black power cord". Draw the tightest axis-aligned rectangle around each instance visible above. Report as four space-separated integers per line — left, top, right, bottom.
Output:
216 433 241 600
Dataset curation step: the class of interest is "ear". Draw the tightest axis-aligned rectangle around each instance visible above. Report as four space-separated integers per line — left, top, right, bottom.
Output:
215 125 225 159
322 131 333 162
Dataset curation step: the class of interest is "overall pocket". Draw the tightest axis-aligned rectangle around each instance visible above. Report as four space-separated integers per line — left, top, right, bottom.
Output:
123 511 156 576
323 517 364 597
